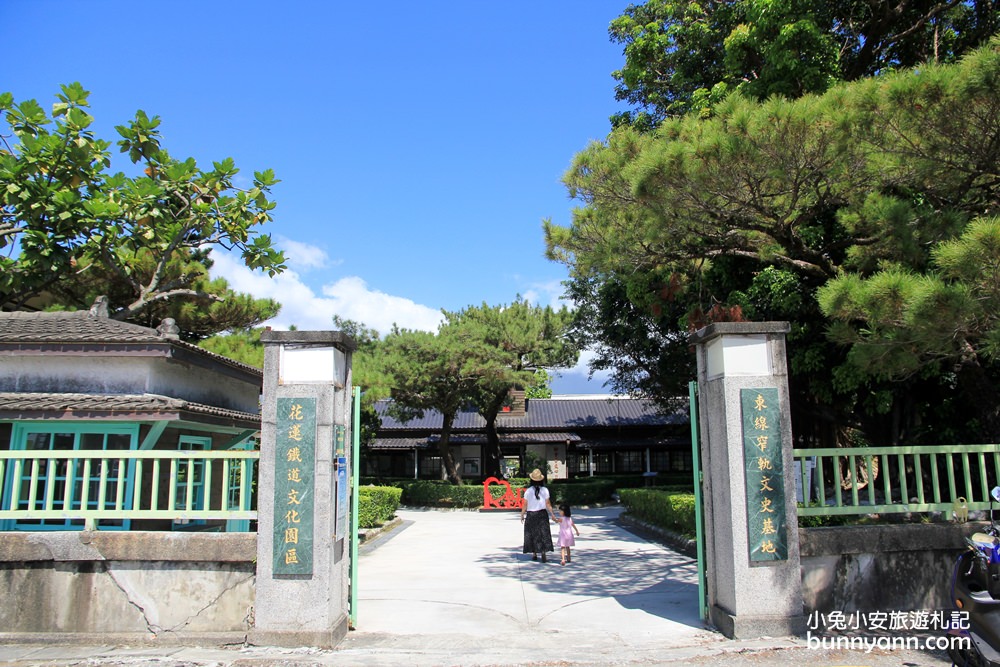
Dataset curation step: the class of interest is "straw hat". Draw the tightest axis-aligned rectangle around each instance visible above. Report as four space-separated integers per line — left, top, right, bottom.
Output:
529 469 544 482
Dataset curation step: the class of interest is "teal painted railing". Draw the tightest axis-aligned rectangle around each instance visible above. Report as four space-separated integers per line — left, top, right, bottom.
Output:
794 444 1000 516
0 449 258 529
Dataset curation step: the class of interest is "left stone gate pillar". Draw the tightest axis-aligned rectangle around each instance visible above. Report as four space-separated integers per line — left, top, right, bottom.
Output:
252 330 356 648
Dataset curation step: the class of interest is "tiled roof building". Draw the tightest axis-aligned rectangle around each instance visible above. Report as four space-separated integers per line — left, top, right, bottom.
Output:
371 392 691 480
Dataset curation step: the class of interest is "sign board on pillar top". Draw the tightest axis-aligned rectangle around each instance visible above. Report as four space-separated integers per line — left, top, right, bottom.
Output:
688 322 791 380
279 345 347 384
260 330 357 386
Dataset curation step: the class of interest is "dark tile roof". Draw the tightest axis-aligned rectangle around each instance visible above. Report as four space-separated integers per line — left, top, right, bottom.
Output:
0 310 262 376
0 310 166 342
373 437 430 450
376 397 686 431
0 392 261 425
372 432 582 450
428 432 582 444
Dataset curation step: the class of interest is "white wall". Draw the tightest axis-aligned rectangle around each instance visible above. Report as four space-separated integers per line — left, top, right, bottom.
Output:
0 354 260 414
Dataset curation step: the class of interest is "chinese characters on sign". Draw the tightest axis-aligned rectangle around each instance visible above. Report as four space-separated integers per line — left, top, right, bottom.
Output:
273 397 316 575
741 388 788 561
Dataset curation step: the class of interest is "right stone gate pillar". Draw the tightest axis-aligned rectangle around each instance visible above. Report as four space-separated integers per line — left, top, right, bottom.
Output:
690 322 805 639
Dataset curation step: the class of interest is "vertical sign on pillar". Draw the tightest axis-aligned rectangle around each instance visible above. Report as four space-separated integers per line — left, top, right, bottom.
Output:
334 424 348 539
741 387 788 562
274 396 317 575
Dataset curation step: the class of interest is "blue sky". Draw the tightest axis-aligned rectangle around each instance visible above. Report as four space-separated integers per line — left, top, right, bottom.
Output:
2 1 630 392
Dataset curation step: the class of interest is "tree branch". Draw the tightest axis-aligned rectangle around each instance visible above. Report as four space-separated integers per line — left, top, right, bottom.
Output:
114 288 224 321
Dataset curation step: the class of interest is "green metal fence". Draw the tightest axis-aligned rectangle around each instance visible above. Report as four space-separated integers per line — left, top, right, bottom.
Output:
0 449 258 530
793 444 1000 516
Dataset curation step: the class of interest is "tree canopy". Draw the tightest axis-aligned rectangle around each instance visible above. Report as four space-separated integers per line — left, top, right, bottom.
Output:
358 299 577 483
0 83 285 336
610 0 1000 125
548 39 1000 445
444 298 579 477
379 326 485 484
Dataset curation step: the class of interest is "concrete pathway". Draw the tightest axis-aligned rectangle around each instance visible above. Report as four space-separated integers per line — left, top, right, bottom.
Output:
338 505 718 664
0 505 954 665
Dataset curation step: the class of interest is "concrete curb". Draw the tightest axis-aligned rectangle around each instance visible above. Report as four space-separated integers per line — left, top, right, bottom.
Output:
618 512 698 559
358 517 402 545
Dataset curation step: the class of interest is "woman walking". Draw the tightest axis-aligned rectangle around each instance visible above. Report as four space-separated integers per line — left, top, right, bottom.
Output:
520 469 557 562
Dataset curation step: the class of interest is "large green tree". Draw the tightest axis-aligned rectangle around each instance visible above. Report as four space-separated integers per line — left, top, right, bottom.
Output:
380 326 488 484
819 216 1000 438
0 83 285 334
444 298 579 478
562 268 697 410
610 0 1000 125
548 40 1000 445
199 326 268 368
331 315 390 452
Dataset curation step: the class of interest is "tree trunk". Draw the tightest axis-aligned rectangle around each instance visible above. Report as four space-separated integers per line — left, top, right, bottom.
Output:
483 412 502 478
481 389 508 479
439 412 463 485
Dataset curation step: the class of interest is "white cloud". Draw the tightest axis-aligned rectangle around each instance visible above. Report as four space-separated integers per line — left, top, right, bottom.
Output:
210 252 442 335
320 276 444 334
210 248 611 394
275 236 338 271
547 348 614 395
518 281 614 394
522 279 571 310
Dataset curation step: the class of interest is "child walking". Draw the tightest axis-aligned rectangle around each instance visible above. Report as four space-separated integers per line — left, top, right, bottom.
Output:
555 504 581 566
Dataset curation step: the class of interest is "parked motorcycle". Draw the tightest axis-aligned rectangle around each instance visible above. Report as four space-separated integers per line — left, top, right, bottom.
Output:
950 486 1000 666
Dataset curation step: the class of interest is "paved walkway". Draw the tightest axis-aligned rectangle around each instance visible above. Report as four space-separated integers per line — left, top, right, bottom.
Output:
341 505 718 664
0 506 953 665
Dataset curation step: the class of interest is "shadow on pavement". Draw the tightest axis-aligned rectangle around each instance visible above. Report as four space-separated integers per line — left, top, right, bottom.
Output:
476 509 703 630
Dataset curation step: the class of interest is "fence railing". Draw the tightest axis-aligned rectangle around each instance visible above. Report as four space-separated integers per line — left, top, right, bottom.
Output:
793 444 1000 517
0 449 258 530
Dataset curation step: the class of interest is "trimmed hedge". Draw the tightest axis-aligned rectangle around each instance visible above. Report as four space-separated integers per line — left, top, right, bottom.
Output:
392 478 617 508
358 486 402 528
550 479 616 506
394 480 483 507
618 488 697 538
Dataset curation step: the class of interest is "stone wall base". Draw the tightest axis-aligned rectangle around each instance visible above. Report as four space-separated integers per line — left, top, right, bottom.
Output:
711 605 806 640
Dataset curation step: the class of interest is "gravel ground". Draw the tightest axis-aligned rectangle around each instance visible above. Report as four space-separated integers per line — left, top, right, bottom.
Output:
680 645 952 666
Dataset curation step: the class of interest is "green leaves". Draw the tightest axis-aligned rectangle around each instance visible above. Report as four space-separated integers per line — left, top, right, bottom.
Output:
0 83 286 334
819 217 1000 381
609 0 1000 126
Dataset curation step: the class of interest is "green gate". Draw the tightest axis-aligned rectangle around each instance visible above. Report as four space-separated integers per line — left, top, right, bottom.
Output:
688 381 708 621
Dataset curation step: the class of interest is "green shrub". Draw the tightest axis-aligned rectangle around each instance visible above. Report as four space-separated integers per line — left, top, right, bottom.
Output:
358 486 402 528
391 478 617 509
595 474 647 489
549 479 616 506
619 488 697 538
393 480 487 508
587 473 694 490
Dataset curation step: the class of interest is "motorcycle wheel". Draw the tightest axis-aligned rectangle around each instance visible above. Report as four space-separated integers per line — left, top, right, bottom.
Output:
949 643 988 667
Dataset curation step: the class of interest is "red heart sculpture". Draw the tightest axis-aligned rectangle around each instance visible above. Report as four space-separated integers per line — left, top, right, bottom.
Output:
482 476 524 509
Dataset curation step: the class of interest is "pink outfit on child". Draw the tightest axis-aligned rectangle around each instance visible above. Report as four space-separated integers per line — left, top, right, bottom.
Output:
558 517 576 547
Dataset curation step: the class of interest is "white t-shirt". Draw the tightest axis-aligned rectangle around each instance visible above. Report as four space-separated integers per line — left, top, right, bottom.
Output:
524 485 550 512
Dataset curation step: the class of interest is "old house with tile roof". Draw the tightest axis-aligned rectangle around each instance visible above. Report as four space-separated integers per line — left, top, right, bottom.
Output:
371 391 691 480
0 305 261 532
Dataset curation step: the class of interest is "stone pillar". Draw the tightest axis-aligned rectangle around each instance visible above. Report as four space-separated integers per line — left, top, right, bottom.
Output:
252 330 356 648
690 322 804 639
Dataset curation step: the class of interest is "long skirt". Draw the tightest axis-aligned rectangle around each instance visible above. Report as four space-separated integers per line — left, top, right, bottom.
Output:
522 510 554 554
